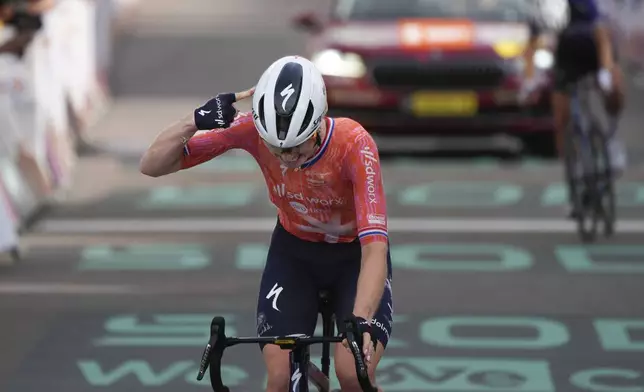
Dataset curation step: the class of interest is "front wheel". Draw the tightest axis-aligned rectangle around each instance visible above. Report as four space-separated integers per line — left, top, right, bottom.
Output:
564 124 598 243
589 124 616 237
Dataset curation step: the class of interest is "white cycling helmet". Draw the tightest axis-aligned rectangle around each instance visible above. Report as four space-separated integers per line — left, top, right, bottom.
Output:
252 55 327 149
532 0 570 32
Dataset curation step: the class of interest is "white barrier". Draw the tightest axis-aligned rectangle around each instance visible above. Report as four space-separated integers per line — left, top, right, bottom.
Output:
0 0 127 255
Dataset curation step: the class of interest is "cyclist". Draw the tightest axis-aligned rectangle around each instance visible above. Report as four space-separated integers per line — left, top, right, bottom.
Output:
140 55 392 392
522 0 626 215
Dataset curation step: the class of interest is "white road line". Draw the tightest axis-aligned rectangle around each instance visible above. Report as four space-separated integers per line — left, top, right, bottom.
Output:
0 283 140 295
34 218 644 234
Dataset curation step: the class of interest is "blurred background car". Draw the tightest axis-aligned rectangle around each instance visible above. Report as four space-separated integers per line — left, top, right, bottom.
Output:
292 0 557 156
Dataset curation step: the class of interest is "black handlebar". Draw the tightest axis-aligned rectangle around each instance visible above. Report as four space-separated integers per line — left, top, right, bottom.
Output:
343 317 374 392
197 316 377 392
197 317 229 392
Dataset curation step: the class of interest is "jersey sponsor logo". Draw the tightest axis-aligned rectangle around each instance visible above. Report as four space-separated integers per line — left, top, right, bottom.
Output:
305 171 330 187
273 185 346 207
360 146 379 204
306 177 326 187
295 194 345 206
273 183 286 197
295 213 356 243
368 213 386 225
289 201 308 214
215 96 225 127
371 317 391 342
280 83 296 111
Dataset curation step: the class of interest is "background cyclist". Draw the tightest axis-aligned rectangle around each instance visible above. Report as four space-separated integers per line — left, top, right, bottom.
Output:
523 0 626 216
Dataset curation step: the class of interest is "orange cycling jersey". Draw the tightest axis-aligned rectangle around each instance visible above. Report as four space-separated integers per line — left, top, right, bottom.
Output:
181 114 388 245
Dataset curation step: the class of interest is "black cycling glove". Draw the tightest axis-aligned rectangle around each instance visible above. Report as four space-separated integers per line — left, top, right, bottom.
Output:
193 93 238 130
346 315 377 351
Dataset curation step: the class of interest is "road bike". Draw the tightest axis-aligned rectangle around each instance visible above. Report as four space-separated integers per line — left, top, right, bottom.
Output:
196 290 378 391
564 74 616 242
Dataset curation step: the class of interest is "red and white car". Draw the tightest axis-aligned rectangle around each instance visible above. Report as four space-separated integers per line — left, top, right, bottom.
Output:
292 0 557 156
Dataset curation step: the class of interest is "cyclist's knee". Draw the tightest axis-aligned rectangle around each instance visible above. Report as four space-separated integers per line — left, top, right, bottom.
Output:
334 341 385 391
262 345 290 391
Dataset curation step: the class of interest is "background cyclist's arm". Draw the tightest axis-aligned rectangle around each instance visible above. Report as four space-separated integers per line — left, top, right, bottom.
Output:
581 0 614 70
523 20 541 80
345 129 389 321
593 22 615 70
140 113 257 177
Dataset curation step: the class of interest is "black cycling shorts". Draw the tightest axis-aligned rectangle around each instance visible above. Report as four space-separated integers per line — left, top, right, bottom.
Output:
255 220 393 350
553 23 619 93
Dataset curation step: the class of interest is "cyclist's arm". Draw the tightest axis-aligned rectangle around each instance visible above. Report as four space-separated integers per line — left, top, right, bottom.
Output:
140 113 197 177
523 20 541 79
140 113 256 177
581 0 615 70
345 129 389 321
593 22 615 70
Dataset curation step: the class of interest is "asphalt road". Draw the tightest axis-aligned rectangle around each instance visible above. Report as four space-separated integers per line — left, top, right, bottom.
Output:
1 1 644 391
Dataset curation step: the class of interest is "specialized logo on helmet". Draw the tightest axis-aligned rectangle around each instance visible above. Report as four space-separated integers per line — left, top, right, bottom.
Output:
280 83 296 111
312 115 323 130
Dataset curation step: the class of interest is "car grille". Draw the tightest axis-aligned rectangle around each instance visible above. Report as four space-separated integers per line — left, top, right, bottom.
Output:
371 61 506 90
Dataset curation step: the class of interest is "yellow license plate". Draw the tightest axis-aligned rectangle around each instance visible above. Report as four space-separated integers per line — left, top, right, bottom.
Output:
409 92 478 117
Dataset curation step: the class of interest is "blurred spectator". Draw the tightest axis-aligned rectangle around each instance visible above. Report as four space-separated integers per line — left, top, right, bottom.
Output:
0 0 50 58
0 0 52 264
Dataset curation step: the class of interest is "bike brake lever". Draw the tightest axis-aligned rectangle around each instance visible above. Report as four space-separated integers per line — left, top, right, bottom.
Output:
344 319 378 392
197 317 230 392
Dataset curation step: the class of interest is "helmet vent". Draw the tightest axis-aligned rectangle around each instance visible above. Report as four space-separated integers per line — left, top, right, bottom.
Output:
297 101 315 137
258 95 268 132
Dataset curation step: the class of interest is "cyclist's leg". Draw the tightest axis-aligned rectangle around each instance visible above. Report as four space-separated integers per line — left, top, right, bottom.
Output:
551 30 577 158
603 32 625 132
605 64 627 173
256 222 319 392
332 247 393 391
551 72 572 158
600 35 627 173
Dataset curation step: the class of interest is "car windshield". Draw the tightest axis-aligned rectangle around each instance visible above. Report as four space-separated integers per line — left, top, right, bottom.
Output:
336 0 531 22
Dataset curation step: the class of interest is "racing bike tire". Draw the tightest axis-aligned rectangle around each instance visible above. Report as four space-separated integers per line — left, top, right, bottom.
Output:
564 114 599 243
588 121 616 237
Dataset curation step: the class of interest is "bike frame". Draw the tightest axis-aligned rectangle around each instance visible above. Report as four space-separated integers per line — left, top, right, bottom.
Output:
288 292 337 391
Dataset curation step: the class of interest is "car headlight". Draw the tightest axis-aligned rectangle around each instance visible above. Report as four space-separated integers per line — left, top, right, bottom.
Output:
311 49 366 78
534 49 554 69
